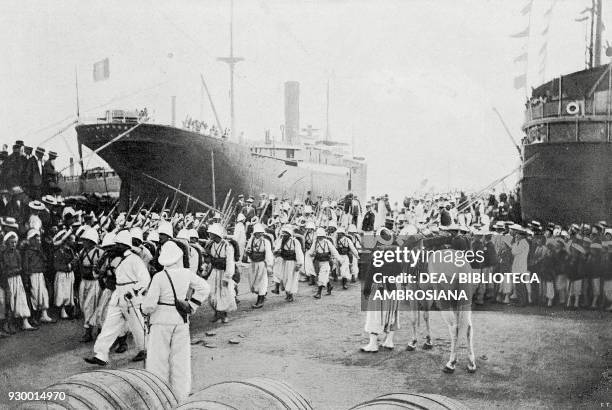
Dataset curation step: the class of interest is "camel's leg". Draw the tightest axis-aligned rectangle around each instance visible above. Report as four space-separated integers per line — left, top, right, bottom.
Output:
405 300 418 351
422 301 433 350
461 310 476 372
441 310 458 373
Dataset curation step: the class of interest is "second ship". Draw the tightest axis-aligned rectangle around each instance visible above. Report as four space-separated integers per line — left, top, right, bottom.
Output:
76 81 367 210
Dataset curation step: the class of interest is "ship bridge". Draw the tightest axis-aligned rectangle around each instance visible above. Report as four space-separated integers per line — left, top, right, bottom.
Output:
522 65 612 145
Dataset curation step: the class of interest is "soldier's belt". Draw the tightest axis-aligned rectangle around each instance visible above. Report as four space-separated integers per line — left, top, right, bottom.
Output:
116 280 137 286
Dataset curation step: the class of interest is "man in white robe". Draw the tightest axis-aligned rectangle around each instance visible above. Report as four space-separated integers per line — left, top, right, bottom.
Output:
142 241 210 402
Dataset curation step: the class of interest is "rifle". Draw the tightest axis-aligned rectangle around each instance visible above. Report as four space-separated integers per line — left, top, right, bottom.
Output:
195 210 212 231
127 199 148 228
99 199 120 228
221 189 232 215
170 197 182 218
142 173 227 216
138 196 159 228
158 196 170 218
120 196 140 228
222 197 235 228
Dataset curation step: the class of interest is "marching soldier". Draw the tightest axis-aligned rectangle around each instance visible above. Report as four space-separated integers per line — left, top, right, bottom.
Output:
347 224 361 282
309 227 340 299
271 225 304 302
335 227 359 290
84 229 150 365
206 223 236 323
233 213 247 257
303 221 316 286
142 241 210 401
245 223 273 309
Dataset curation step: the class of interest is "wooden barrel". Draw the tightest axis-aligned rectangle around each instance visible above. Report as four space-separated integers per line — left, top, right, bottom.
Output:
176 378 312 410
17 369 179 410
349 393 469 410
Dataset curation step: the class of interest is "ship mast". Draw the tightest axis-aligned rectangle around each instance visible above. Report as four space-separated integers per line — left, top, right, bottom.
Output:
218 0 243 141
588 0 603 68
325 79 330 142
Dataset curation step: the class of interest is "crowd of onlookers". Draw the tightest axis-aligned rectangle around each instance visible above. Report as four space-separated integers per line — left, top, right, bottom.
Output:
362 190 612 311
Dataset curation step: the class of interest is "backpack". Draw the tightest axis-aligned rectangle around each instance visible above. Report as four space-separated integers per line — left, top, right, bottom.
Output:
226 237 241 262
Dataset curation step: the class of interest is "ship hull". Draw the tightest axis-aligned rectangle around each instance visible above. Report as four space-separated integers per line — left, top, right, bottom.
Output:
520 142 612 224
76 123 367 210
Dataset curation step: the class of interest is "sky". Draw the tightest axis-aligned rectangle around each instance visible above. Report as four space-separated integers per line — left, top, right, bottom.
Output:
0 0 609 202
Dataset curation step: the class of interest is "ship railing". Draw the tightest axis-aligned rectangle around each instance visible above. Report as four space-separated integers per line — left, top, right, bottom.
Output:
525 97 612 122
59 170 118 182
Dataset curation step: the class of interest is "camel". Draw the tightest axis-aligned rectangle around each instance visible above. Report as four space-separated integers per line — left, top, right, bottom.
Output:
403 247 477 374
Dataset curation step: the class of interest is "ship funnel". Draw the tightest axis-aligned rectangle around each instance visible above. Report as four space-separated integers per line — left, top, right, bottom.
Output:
284 81 300 144
69 157 75 177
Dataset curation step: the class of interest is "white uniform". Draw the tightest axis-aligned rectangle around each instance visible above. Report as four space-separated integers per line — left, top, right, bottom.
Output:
207 240 237 313
308 238 340 286
303 231 316 278
272 236 304 294
7 275 31 319
135 245 153 267
233 222 247 258
349 234 362 277
245 236 273 296
335 235 359 280
93 250 150 362
142 267 210 402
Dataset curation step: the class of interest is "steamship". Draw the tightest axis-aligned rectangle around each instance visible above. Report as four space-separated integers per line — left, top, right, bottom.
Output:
76 83 367 210
520 0 610 224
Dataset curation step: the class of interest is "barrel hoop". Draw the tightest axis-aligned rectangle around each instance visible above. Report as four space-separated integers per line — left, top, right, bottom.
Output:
45 381 105 410
208 380 293 410
97 369 148 407
350 393 461 410
252 378 311 409
246 379 301 409
351 398 428 409
181 399 240 410
123 368 176 407
274 380 311 409
121 369 167 407
23 393 82 410
47 379 123 409
379 393 466 409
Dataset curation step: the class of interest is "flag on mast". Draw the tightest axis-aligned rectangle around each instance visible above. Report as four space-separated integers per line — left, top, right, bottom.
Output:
514 74 527 89
93 58 110 82
514 52 528 63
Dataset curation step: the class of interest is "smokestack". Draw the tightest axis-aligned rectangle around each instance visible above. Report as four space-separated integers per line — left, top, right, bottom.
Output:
284 81 300 144
594 0 603 67
69 157 75 177
171 96 176 127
